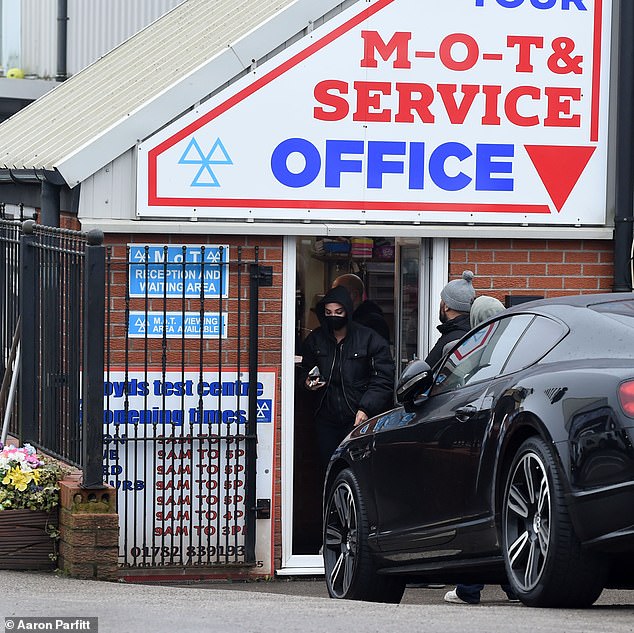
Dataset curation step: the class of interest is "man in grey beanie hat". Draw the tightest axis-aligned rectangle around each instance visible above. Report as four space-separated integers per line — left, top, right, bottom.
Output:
441 270 476 312
425 270 475 368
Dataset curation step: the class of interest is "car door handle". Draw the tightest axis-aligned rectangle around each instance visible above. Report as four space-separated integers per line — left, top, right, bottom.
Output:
455 405 478 422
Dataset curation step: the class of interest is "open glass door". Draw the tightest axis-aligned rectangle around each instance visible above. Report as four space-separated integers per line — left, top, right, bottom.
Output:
395 239 424 376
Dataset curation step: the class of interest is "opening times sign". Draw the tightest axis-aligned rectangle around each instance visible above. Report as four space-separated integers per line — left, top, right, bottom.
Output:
138 0 611 225
103 369 276 572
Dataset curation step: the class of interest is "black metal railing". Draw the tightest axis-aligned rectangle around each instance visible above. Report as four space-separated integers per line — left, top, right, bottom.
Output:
0 212 25 441
18 220 105 487
104 243 272 569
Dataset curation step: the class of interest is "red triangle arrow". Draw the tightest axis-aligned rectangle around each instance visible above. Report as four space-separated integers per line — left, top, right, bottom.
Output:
524 145 596 212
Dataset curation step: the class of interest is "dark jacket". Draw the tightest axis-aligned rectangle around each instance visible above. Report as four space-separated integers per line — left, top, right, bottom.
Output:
424 313 472 368
353 299 391 342
300 285 394 427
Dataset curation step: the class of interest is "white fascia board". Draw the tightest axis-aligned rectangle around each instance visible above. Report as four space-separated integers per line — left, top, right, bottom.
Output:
78 219 614 241
55 0 351 188
0 78 57 100
228 0 346 66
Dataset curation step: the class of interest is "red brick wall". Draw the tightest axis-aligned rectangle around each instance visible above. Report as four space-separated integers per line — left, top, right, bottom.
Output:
31 210 81 231
60 212 81 231
58 476 119 580
449 238 614 300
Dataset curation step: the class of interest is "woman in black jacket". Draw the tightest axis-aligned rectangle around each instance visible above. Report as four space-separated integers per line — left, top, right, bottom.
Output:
300 285 395 468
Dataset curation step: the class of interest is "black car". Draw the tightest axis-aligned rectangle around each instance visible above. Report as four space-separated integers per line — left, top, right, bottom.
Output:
322 293 634 608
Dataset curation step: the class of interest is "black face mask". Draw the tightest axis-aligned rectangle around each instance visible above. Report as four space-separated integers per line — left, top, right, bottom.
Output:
325 316 347 332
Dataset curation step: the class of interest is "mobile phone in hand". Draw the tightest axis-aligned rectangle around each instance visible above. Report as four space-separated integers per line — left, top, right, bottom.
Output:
308 365 325 387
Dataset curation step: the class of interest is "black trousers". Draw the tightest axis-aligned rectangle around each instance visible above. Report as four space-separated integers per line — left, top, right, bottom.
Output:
316 422 354 471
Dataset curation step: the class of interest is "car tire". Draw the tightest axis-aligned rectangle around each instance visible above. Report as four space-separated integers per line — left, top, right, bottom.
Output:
323 468 405 603
502 436 606 607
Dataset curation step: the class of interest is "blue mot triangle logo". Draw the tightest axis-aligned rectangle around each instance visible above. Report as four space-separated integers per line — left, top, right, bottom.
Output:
178 137 233 187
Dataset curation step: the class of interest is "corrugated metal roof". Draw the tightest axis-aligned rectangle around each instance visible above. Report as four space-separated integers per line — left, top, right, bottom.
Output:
0 0 345 186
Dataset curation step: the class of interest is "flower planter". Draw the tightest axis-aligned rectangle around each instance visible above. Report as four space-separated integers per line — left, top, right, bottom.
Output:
0 509 58 570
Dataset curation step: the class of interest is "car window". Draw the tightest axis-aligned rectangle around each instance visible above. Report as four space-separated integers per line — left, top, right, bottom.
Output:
502 315 566 374
431 315 533 396
589 299 634 328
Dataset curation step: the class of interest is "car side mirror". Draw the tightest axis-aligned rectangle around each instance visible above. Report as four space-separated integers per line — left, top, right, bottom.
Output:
395 359 433 406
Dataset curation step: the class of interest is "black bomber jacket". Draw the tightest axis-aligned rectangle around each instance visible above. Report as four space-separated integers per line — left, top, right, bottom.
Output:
300 285 395 425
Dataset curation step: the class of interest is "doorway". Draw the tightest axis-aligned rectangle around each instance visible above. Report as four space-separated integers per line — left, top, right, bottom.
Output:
280 235 446 572
289 236 428 558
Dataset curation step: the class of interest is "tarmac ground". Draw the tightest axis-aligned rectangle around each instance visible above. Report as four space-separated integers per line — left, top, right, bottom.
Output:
2 570 634 633
167 575 634 606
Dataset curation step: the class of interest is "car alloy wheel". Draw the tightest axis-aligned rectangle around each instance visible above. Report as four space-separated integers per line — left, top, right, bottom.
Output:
502 437 606 607
504 450 551 592
323 469 405 603
324 479 358 598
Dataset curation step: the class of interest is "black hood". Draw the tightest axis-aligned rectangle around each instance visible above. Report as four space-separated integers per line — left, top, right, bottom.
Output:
315 285 354 328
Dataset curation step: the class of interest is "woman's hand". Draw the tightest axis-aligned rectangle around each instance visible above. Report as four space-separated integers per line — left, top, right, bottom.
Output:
354 410 368 426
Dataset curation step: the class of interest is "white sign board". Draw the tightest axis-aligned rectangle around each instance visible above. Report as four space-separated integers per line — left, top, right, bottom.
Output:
137 0 611 225
103 369 276 574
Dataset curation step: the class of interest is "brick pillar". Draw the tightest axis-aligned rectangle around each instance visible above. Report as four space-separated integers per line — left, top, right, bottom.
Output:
58 476 119 580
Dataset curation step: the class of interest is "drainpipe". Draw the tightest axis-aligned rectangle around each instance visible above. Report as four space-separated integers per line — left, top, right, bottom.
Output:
613 0 634 292
41 181 61 227
56 0 68 82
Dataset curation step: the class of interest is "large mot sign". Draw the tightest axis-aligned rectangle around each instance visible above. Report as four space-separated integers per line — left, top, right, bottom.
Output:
137 0 611 225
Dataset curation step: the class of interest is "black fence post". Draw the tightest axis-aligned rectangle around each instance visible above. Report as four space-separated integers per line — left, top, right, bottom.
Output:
19 220 37 444
246 263 273 563
82 229 105 488
246 263 259 563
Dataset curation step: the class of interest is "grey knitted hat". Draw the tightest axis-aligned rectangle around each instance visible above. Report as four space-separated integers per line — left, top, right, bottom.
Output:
441 270 475 312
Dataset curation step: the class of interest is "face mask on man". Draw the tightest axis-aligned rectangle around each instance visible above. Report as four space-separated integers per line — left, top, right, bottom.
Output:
325 315 347 331
439 304 448 324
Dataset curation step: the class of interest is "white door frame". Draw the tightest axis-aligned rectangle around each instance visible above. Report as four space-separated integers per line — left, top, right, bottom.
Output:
277 235 448 574
279 235 324 574
424 239 449 358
